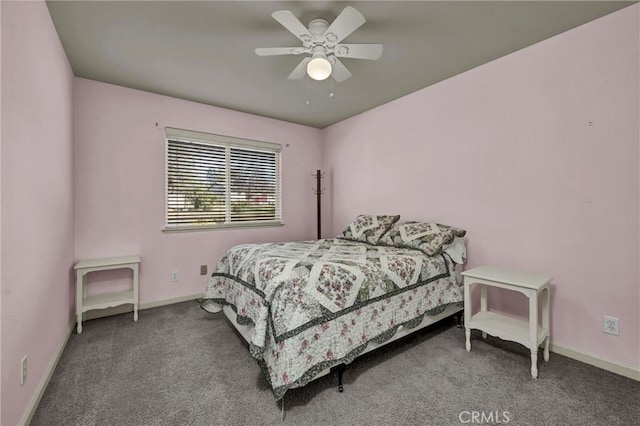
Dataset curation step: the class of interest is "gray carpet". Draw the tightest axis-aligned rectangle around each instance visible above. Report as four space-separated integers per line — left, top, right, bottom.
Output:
32 301 639 426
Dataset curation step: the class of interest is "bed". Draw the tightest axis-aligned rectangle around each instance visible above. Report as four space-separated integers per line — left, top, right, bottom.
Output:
201 215 466 400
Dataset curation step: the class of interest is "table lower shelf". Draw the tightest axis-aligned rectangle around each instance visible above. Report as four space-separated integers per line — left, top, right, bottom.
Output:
468 311 548 348
81 290 135 312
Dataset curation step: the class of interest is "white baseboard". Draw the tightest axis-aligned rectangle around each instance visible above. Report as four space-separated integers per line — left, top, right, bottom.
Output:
20 293 204 425
20 322 74 426
84 293 203 321
140 293 203 310
550 341 640 381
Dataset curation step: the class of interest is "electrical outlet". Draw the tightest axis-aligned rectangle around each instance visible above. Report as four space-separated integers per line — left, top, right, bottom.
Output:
604 315 619 335
171 270 179 283
200 265 207 275
21 355 27 385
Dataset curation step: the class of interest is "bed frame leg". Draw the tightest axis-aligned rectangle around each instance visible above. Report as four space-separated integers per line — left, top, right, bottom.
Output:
337 364 345 393
455 311 464 328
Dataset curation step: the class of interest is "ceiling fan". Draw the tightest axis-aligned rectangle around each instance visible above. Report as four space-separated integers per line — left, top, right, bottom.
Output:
255 6 383 83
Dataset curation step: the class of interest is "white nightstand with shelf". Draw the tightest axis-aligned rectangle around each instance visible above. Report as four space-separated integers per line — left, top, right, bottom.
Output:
74 255 141 334
462 266 551 378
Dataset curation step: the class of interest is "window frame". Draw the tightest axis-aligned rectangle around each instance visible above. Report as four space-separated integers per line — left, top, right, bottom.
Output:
163 127 283 233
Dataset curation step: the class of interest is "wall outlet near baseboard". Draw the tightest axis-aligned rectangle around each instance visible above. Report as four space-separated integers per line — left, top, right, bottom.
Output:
200 265 207 275
171 270 179 283
603 316 619 335
21 355 28 385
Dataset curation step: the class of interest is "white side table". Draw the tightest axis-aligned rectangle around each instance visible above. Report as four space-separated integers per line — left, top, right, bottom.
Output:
462 266 551 378
74 255 141 334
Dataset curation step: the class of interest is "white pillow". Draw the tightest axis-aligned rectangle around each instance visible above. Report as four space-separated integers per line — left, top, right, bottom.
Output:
442 237 466 264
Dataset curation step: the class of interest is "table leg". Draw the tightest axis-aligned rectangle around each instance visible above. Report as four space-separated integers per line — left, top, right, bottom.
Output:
544 337 550 362
480 285 487 312
132 264 139 322
464 277 472 351
480 284 488 339
76 270 84 334
529 292 538 378
542 286 550 362
531 350 538 378
465 328 471 351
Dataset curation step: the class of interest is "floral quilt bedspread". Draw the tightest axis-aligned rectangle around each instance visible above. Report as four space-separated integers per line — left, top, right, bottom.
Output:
202 238 462 399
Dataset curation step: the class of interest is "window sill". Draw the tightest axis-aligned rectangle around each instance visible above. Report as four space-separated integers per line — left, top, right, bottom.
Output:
162 221 284 233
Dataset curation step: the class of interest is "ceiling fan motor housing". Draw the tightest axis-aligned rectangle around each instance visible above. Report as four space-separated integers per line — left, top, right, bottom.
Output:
308 19 339 51
308 19 329 37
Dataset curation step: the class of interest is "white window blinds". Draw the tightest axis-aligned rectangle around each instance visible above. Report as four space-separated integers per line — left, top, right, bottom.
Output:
165 128 282 231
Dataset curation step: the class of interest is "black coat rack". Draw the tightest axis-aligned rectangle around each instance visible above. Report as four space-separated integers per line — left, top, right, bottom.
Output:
312 170 325 239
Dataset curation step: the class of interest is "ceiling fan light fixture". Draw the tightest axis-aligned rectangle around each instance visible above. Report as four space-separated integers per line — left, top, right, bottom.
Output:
306 54 332 81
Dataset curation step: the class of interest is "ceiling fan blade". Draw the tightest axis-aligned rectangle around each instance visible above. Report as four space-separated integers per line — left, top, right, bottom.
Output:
334 44 383 60
272 11 314 45
255 47 309 56
324 6 366 45
287 57 311 80
330 57 352 83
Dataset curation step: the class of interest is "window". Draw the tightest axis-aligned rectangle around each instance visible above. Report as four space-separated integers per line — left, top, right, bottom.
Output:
165 128 282 231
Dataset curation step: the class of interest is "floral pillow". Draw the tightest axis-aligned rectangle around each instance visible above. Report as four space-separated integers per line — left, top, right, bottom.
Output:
438 223 466 238
378 221 465 256
338 214 400 245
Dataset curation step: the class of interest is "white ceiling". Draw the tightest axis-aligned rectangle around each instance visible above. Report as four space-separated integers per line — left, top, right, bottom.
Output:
46 1 635 128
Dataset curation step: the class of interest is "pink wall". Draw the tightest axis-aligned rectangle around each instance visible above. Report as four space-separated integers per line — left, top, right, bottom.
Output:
1 1 75 425
323 5 640 369
73 79 322 304
0 0 4 421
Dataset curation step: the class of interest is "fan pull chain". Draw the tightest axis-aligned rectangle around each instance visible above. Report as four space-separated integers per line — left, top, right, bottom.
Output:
329 77 334 98
305 75 310 106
